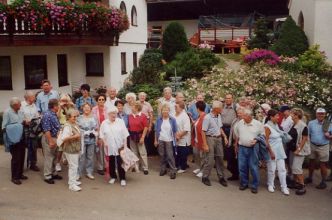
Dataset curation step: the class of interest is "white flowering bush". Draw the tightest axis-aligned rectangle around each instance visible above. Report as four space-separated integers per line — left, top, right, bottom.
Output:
183 64 332 113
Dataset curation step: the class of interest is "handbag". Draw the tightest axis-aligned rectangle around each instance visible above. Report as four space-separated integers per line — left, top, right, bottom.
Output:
119 147 139 172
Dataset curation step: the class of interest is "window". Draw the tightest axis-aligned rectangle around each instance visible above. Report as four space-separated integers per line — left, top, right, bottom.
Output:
298 11 304 30
121 52 127 75
57 54 69 87
133 52 138 69
0 56 12 90
131 6 137 26
24 55 47 89
120 1 127 14
86 53 104 76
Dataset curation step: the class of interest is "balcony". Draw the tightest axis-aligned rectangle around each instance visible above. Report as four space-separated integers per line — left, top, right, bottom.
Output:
0 0 129 47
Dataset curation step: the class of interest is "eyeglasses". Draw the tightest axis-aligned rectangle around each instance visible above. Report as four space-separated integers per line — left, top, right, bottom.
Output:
98 99 105 101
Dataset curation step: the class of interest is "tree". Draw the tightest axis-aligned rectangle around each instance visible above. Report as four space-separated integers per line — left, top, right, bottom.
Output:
270 16 309 57
162 22 189 61
248 18 271 49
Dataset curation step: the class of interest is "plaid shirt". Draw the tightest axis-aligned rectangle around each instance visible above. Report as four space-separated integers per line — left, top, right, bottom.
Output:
75 96 96 113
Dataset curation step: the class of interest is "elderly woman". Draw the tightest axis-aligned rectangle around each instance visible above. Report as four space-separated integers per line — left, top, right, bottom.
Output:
290 108 310 195
92 94 108 175
55 94 75 172
154 103 178 179
157 87 176 117
59 109 82 192
99 106 129 186
123 92 137 115
128 101 149 174
192 101 207 177
175 101 191 173
264 109 289 195
77 103 98 180
2 97 26 185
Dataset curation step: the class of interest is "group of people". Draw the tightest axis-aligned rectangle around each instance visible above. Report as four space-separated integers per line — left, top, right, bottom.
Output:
2 80 332 195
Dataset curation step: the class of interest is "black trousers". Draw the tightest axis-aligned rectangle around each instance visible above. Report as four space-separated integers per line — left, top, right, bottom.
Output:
9 140 26 180
223 127 239 177
109 155 125 180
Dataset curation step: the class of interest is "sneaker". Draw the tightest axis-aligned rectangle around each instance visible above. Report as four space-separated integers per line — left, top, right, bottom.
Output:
109 178 116 184
281 187 290 196
177 169 186 174
86 174 95 180
304 177 312 184
268 185 275 193
193 169 200 174
69 185 81 192
55 163 62 172
120 180 126 186
316 181 327 190
74 181 82 186
196 172 203 178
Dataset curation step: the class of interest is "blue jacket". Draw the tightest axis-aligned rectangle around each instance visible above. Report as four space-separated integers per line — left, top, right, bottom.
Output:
155 116 178 147
254 134 270 161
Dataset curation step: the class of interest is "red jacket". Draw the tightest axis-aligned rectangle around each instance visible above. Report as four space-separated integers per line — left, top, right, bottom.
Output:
191 112 206 150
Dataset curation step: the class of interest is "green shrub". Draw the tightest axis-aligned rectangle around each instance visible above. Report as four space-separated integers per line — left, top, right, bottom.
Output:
165 48 219 79
130 49 164 85
162 22 189 61
248 18 271 49
298 45 330 75
270 16 309 56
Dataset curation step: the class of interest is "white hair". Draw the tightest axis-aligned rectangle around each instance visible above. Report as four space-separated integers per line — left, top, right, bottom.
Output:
107 105 118 114
125 92 137 101
212 100 223 109
138 92 147 98
10 97 21 107
243 108 253 116
163 87 172 93
24 91 35 98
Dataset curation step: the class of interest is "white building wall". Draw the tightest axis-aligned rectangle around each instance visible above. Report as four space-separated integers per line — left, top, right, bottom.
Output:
289 0 332 63
148 19 198 39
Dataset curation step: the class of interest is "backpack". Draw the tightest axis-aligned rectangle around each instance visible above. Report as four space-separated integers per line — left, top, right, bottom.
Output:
29 117 43 138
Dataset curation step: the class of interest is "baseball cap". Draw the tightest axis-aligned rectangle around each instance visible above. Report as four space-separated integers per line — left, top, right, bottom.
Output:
316 108 326 113
279 105 290 113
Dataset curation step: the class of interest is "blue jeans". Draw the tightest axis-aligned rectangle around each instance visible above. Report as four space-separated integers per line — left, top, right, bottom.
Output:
238 145 259 189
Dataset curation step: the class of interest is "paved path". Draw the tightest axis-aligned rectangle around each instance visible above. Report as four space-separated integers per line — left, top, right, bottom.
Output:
0 147 331 220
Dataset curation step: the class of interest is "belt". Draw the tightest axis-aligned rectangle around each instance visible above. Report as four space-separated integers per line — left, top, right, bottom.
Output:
311 143 329 147
206 135 221 138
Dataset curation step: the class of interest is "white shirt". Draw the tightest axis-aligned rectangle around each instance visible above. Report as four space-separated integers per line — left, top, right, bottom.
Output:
105 97 118 110
175 110 191 146
159 119 173 142
21 101 39 121
99 118 129 156
234 119 264 147
281 115 294 133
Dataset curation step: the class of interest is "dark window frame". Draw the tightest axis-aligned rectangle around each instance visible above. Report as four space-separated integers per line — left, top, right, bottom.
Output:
120 1 127 14
133 52 138 69
121 52 127 75
0 56 13 90
24 55 48 90
131 6 138 26
85 53 104 77
57 54 69 87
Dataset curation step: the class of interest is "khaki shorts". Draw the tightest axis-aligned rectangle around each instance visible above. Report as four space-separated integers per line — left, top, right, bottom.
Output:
308 143 329 162
292 155 305 175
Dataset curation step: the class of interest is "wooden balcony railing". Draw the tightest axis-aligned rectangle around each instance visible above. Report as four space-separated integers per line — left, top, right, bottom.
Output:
0 16 120 46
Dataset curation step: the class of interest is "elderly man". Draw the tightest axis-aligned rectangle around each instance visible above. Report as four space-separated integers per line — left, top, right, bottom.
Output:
105 87 118 109
188 94 211 122
305 108 332 189
279 105 293 133
41 99 62 184
157 87 176 117
21 91 40 171
201 101 228 186
2 97 27 185
234 108 265 194
36 79 59 113
221 94 238 180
